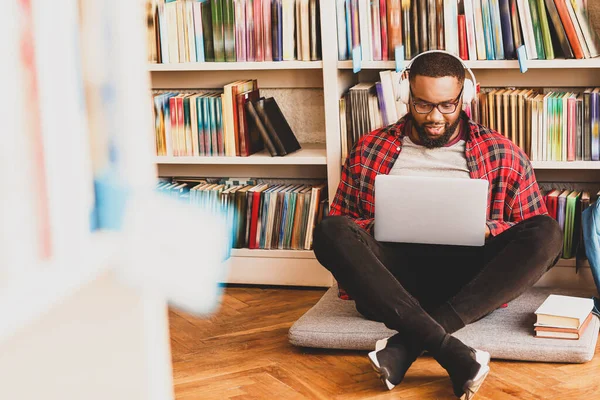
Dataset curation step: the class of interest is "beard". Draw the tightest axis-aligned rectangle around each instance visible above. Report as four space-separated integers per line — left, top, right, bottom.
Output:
413 117 461 149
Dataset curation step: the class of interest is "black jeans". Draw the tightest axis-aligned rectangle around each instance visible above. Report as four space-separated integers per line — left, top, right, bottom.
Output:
312 215 563 350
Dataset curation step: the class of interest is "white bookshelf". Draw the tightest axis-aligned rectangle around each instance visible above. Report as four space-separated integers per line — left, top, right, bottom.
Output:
531 161 600 169
149 0 600 288
149 61 323 71
155 143 326 165
338 59 600 70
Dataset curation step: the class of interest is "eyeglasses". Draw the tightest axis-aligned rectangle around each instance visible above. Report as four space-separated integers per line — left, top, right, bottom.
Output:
410 86 463 114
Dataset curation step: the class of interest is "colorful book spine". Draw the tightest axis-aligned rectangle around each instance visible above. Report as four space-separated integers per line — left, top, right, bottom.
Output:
246 0 256 61
369 0 381 60
387 0 402 59
591 90 599 160
201 0 215 61
536 0 554 59
445 0 459 56
263 0 273 60
527 0 546 59
282 0 296 60
553 0 585 59
223 0 236 61
543 0 573 58
463 0 478 60
234 0 247 61
568 95 576 161
193 2 206 62
184 1 197 62
336 0 348 60
196 96 206 156
489 0 505 59
211 0 226 61
379 0 388 60
458 15 468 60
481 0 496 59
309 0 320 60
158 4 170 62
401 0 412 58
272 0 283 61
350 0 361 58
254 0 264 61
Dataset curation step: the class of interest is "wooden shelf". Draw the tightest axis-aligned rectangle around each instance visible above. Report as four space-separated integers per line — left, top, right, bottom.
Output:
149 61 323 72
337 58 600 70
155 143 326 165
531 161 600 169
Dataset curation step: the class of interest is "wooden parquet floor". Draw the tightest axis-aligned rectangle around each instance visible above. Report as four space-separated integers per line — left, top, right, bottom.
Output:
169 286 600 399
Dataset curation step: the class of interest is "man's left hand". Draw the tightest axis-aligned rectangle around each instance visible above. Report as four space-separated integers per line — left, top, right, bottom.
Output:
485 224 490 239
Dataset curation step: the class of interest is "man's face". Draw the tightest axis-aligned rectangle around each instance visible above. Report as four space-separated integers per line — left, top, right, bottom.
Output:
409 75 463 148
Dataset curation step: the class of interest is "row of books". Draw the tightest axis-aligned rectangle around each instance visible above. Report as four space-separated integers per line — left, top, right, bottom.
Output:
147 0 321 63
474 87 600 162
338 74 408 162
534 294 595 339
156 178 327 250
542 188 591 259
336 0 600 62
152 80 301 157
338 82 600 163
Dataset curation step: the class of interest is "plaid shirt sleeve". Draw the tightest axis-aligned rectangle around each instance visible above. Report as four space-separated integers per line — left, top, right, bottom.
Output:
486 154 548 237
329 141 374 233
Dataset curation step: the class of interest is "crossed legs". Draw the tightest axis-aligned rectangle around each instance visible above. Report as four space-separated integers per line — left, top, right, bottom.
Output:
312 215 562 396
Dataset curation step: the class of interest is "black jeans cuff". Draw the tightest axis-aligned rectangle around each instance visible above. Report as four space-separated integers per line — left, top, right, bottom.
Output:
429 302 465 334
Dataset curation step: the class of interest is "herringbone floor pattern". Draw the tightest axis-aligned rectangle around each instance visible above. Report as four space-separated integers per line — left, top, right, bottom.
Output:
169 286 600 399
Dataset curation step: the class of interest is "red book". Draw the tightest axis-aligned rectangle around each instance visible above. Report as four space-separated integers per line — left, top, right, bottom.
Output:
553 0 585 59
248 186 267 249
380 0 388 60
387 0 402 59
458 15 468 60
254 0 264 61
169 96 178 156
176 96 185 156
545 189 561 220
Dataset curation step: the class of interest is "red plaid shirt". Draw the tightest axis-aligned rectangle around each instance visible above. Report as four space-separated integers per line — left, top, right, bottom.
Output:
330 112 548 237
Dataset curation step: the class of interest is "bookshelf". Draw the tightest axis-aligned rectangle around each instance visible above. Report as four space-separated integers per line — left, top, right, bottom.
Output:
337 59 600 70
149 0 600 289
149 61 323 71
155 143 326 165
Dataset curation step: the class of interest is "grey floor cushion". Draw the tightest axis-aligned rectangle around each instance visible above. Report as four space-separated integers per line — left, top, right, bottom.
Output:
289 285 599 363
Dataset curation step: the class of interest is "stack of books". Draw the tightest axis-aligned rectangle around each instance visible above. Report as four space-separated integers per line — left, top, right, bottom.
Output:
153 79 301 157
534 294 595 339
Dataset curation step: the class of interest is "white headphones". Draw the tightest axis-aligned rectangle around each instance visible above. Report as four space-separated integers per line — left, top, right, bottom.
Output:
397 50 477 105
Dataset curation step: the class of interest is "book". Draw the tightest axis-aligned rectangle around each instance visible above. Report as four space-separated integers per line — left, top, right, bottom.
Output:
534 294 595 329
563 190 581 259
535 311 593 339
543 0 574 58
254 97 302 156
245 98 279 156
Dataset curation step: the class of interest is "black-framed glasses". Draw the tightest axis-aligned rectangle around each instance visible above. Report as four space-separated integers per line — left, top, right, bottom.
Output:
410 86 463 114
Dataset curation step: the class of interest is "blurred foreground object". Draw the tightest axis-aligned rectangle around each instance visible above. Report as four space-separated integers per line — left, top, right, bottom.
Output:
0 0 230 399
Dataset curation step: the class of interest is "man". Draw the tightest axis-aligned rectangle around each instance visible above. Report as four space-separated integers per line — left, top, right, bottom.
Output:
312 52 563 399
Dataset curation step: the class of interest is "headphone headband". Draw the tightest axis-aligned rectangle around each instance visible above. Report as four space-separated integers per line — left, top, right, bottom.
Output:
397 50 478 105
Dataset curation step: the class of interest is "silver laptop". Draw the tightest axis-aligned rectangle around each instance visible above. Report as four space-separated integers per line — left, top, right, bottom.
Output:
374 175 489 246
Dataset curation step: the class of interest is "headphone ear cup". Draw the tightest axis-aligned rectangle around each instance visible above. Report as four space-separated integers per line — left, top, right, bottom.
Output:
462 79 474 104
399 77 410 104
